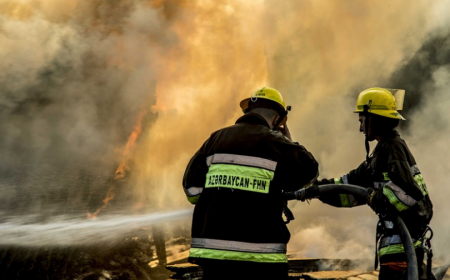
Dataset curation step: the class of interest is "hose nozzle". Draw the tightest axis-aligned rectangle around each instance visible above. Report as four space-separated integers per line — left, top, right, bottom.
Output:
285 185 320 201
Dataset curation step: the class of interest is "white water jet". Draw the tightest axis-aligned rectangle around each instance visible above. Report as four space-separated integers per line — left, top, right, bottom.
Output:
0 209 193 247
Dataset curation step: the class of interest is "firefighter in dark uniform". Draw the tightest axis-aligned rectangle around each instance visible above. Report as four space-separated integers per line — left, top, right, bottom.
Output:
182 87 319 280
312 88 433 280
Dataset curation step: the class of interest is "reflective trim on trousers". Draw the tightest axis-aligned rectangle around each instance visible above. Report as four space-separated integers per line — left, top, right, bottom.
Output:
380 234 417 248
191 238 286 253
189 248 288 263
383 181 418 211
206 154 277 171
379 240 422 257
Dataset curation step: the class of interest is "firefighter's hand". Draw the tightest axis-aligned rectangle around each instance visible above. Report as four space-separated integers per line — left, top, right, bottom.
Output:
280 123 292 141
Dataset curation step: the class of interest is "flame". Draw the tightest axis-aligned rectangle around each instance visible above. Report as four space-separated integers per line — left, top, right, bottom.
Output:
86 186 115 219
114 109 147 180
88 109 148 219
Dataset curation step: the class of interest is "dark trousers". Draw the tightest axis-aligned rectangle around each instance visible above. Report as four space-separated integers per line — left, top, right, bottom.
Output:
201 261 288 280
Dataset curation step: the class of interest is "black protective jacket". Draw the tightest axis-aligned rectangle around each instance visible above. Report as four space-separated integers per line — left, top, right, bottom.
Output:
183 113 318 265
319 129 433 263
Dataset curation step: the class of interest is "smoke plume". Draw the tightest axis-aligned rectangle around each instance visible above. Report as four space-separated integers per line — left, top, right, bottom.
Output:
390 33 450 262
0 0 449 264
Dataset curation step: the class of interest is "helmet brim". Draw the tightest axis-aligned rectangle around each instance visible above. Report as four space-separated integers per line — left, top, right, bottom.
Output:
240 97 288 126
240 98 251 110
354 109 406 120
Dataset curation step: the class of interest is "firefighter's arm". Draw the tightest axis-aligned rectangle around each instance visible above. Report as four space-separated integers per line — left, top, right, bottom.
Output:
371 144 425 213
318 162 369 207
316 178 345 206
182 140 209 205
283 143 319 193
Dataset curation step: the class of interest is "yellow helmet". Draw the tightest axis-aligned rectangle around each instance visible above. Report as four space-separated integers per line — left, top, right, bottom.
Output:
240 86 288 126
354 87 406 120
240 86 286 112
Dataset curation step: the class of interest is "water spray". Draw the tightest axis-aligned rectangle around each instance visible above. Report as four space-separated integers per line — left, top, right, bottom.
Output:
0 209 192 247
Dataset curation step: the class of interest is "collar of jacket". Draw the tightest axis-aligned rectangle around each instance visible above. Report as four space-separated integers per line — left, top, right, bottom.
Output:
372 129 400 155
378 129 400 142
235 113 270 128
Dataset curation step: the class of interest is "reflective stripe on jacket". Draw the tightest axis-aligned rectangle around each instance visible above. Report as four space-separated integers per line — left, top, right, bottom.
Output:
183 113 319 264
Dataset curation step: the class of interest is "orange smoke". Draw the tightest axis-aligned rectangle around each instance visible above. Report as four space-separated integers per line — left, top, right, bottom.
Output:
88 109 148 219
128 1 269 209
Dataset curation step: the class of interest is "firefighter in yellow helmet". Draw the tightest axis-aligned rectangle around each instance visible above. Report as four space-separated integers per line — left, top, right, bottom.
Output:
309 88 434 280
182 86 319 280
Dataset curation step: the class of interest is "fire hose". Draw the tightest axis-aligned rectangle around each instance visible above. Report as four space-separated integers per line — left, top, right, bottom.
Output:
285 184 419 280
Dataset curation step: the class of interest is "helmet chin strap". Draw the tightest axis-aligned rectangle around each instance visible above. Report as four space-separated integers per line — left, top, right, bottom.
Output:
365 135 370 163
363 102 371 163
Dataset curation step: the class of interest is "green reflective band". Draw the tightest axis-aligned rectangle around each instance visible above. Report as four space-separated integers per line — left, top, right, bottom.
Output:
187 194 200 204
414 174 428 196
205 164 273 194
382 172 390 181
334 178 343 184
379 240 422 257
189 248 287 263
383 186 409 212
192 238 286 253
339 194 351 207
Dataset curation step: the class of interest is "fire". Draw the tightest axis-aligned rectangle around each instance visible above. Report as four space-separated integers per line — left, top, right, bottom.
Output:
114 109 148 180
88 109 148 219
86 186 115 219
